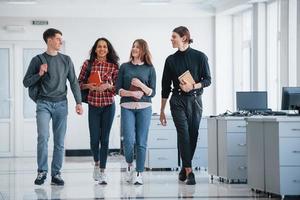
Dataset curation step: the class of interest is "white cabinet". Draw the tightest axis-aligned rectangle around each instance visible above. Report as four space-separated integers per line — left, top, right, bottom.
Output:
192 117 208 169
247 117 300 196
217 117 247 183
264 119 300 196
208 117 218 178
145 116 178 169
145 116 208 170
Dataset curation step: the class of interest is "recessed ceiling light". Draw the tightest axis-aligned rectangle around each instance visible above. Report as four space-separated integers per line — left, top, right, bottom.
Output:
140 0 171 6
5 0 37 5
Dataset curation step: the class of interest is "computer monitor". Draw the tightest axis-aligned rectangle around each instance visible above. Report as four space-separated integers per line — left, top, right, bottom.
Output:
281 87 300 114
236 91 268 112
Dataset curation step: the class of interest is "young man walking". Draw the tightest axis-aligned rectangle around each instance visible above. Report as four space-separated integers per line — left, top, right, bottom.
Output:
23 28 83 186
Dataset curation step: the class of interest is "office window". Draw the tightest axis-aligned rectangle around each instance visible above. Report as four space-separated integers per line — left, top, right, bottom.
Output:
266 0 279 110
233 10 252 106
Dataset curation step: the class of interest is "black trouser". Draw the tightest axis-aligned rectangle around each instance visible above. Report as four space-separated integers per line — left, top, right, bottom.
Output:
170 94 203 168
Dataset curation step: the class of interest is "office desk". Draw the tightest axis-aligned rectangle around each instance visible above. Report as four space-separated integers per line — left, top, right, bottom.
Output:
208 116 247 183
246 116 300 196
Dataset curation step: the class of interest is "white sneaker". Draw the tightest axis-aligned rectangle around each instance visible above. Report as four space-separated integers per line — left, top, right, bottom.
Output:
98 172 107 185
125 166 134 183
93 166 100 181
133 172 143 185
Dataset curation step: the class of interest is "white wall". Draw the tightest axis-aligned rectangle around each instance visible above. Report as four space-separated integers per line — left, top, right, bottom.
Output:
0 17 214 150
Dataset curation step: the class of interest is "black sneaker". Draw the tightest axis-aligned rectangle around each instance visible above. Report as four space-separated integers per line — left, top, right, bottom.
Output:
186 172 196 185
51 174 64 186
178 168 187 181
34 171 47 185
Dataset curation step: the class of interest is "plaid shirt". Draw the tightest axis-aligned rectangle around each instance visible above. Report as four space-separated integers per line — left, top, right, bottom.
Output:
78 59 119 107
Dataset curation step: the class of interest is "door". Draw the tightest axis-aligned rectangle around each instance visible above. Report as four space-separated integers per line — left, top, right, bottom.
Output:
0 41 56 157
0 44 14 157
16 42 52 157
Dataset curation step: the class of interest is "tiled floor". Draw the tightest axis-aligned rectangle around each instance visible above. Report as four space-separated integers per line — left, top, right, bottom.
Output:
0 155 282 200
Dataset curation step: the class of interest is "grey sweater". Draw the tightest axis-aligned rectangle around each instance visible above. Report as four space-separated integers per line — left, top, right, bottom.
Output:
23 52 82 104
116 62 156 104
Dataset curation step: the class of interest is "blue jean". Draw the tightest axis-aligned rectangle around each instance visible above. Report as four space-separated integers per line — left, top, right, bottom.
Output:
88 103 115 169
121 106 152 172
36 99 68 176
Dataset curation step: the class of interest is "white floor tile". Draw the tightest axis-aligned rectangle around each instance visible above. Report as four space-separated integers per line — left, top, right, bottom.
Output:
0 156 281 199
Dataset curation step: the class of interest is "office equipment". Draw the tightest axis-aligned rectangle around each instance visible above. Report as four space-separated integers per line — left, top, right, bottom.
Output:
261 110 287 116
145 115 178 169
247 117 300 196
208 118 219 180
208 117 247 183
192 117 208 170
236 91 267 112
281 87 300 115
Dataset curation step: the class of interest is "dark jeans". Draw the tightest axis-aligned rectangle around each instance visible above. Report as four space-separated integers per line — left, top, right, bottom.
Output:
88 103 115 169
170 94 203 168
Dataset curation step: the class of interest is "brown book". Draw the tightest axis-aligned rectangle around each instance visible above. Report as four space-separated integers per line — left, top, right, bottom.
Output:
88 71 102 85
178 70 195 84
129 84 144 101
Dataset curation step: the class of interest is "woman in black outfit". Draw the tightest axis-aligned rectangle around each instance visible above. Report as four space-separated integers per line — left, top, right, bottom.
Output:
160 26 211 185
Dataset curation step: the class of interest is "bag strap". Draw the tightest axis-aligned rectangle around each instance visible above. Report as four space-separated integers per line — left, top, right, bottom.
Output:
37 53 48 82
37 54 47 65
84 60 92 82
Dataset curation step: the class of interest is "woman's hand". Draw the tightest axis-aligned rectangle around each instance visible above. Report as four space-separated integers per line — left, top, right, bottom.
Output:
131 90 144 99
131 78 143 88
92 83 112 92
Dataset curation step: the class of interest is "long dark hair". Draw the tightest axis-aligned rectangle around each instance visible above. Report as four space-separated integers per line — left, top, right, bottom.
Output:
130 39 153 66
89 37 119 65
173 26 193 44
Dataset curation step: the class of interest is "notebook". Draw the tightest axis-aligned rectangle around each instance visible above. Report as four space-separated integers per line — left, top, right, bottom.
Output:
178 70 195 84
129 84 144 101
88 71 102 85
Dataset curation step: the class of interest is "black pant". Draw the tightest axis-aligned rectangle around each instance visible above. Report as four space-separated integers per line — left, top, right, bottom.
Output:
170 94 203 168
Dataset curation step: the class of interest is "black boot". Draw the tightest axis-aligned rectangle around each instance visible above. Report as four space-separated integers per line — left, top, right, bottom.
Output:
186 172 196 185
178 168 187 181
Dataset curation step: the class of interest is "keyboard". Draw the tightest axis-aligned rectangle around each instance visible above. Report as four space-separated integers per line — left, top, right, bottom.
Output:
262 111 287 116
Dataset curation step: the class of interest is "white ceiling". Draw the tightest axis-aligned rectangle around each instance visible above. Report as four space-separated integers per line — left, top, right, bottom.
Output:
0 0 252 18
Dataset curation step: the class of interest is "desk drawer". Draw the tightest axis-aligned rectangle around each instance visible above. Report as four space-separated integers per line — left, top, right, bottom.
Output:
200 118 207 129
227 121 246 132
227 156 247 180
145 149 178 168
279 123 300 137
279 138 300 166
279 167 300 195
192 148 208 168
227 133 247 156
149 118 176 130
148 131 177 148
197 129 208 148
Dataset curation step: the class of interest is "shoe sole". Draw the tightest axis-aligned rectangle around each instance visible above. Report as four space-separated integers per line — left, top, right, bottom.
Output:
98 181 107 185
186 181 196 185
134 182 143 185
179 177 187 182
51 182 64 186
34 182 44 185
